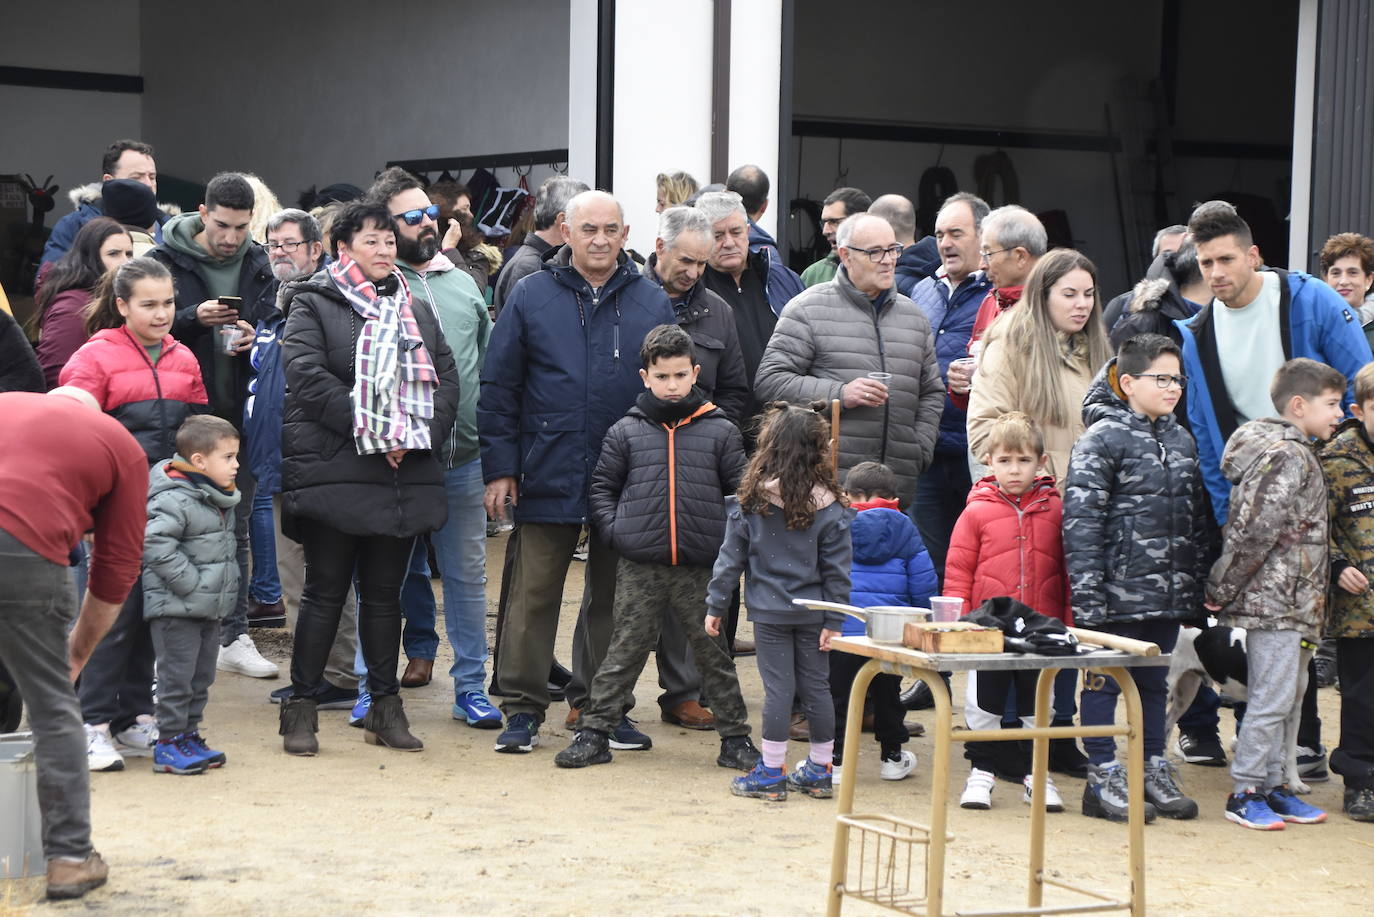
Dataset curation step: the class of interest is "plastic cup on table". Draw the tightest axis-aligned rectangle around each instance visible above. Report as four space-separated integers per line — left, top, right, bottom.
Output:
929 595 963 623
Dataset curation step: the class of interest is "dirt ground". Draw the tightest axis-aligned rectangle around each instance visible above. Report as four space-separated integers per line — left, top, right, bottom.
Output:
5 531 1370 915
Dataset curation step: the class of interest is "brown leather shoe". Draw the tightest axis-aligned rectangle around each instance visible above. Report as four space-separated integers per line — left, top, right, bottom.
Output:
247 598 286 628
662 699 716 730
789 713 810 742
46 851 108 900
400 658 433 688
565 706 581 728
732 638 756 656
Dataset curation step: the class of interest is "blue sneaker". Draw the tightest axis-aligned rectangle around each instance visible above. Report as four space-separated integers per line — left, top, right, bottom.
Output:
495 712 540 754
609 716 652 751
184 730 226 768
1266 786 1328 824
732 762 787 801
349 691 372 728
788 758 834 799
453 691 503 729
1225 791 1286 830
152 734 209 775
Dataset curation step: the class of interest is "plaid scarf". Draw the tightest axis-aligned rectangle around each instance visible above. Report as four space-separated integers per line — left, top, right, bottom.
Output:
327 255 438 455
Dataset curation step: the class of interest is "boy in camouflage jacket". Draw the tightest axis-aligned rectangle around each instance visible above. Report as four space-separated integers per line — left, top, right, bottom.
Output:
1319 362 1374 821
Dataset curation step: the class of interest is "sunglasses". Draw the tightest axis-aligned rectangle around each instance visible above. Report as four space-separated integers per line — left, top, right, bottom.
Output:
392 205 440 226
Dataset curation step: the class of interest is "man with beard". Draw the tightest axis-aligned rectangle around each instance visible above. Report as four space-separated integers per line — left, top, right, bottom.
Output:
369 169 502 726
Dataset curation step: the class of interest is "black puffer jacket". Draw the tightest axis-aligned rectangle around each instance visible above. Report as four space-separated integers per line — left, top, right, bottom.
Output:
0 309 43 393
278 270 460 540
1063 359 1209 626
588 389 746 567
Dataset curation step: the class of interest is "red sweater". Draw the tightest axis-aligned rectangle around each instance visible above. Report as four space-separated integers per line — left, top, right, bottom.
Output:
943 474 1070 623
0 393 149 604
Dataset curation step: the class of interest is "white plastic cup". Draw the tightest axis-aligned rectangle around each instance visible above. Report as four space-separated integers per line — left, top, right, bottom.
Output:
949 357 977 394
866 371 892 383
220 326 242 354
929 595 964 623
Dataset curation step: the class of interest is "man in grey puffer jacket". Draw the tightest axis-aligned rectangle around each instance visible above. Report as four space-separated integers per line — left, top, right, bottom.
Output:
755 213 943 502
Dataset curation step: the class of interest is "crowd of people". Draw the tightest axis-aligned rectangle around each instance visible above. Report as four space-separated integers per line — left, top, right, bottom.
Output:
3 135 1374 901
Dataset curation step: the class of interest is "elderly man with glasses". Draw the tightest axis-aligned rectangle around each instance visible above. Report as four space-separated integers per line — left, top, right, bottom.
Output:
755 213 944 500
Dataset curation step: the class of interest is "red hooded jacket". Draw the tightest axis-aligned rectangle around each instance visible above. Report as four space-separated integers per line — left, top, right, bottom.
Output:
943 473 1070 623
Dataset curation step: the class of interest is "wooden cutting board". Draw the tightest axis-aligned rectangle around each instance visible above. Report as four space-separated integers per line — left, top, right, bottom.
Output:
903 620 1004 654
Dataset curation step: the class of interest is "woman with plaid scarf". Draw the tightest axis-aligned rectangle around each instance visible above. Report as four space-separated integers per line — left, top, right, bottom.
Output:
276 201 459 756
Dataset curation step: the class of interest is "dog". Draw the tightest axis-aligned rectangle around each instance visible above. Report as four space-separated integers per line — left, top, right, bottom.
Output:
1165 623 1313 793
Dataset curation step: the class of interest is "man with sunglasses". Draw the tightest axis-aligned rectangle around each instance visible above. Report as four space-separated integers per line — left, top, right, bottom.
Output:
800 186 872 288
756 213 943 502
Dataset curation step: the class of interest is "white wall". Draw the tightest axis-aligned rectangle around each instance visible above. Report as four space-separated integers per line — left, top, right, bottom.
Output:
728 0 781 241
567 0 600 192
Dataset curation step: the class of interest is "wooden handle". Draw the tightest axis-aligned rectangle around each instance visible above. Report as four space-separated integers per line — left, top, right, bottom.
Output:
830 398 841 476
1067 626 1161 657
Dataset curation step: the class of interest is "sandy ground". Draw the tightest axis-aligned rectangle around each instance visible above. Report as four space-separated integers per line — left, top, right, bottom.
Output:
4 531 1370 916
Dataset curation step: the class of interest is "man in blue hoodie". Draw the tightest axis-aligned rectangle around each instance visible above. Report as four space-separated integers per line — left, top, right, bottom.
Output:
40 139 164 273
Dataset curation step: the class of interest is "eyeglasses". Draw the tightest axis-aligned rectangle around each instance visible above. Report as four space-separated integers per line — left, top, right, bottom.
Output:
392 205 440 226
265 239 309 253
979 247 1013 261
845 244 903 263
1131 372 1188 389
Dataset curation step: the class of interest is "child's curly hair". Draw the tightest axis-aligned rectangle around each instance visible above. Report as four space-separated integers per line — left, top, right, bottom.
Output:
738 401 844 530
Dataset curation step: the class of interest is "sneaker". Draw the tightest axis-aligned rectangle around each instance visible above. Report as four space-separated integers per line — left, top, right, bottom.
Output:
1297 745 1330 782
495 712 540 754
731 762 787 801
217 634 280 679
45 851 108 900
788 758 834 798
152 734 209 775
185 730 227 768
1143 755 1198 819
1266 785 1327 824
717 735 761 771
1022 774 1065 812
349 691 372 728
112 715 157 758
960 768 995 810
85 724 124 772
452 691 503 729
1225 790 1286 830
880 748 917 781
1176 729 1227 767
1344 786 1374 821
553 729 612 768
1082 762 1158 823
609 716 652 751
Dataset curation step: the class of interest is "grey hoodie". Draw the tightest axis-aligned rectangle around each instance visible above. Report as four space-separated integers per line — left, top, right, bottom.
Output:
142 457 242 621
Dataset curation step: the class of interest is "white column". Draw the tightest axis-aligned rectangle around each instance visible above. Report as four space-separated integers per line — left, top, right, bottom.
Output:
1288 0 1319 271
728 0 783 241
567 0 601 191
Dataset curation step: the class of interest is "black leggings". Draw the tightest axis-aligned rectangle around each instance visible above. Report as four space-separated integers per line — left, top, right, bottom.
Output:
292 519 411 698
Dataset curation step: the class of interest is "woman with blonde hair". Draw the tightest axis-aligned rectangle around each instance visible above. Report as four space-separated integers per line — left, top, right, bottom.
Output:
966 248 1113 490
655 170 699 212
242 173 283 244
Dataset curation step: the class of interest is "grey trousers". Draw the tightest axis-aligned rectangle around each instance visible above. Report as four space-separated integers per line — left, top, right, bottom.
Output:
1231 628 1303 793
221 470 254 646
149 617 220 735
656 604 704 711
274 495 358 690
0 530 91 860
754 620 835 745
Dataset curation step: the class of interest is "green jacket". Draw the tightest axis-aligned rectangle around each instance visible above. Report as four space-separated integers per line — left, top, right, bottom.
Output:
1321 418 1374 638
800 251 840 288
142 458 241 621
400 254 491 468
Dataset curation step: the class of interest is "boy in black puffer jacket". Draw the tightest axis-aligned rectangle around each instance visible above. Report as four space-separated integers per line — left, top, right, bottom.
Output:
1065 333 1209 823
555 325 761 772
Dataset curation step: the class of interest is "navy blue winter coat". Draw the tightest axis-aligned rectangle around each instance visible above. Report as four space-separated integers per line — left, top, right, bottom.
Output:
843 505 939 636
909 271 993 454
894 237 940 299
243 299 285 495
478 247 675 524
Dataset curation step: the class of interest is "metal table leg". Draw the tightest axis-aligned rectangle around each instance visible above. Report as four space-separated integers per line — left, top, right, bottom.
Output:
924 665 953 917
1025 666 1057 909
828 658 880 916
1107 665 1146 917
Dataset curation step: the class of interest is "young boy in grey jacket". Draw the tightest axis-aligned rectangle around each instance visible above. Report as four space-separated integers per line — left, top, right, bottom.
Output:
143 415 242 775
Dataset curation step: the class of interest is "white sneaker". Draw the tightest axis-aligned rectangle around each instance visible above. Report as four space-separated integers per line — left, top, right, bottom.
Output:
832 763 844 789
217 634 279 678
1022 774 1065 812
880 749 917 781
960 767 995 809
113 715 158 757
85 724 125 772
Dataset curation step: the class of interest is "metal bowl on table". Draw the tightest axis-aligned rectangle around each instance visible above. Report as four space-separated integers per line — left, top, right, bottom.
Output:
791 600 931 645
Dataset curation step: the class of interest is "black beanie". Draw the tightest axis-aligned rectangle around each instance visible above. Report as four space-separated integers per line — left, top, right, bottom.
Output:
102 179 160 230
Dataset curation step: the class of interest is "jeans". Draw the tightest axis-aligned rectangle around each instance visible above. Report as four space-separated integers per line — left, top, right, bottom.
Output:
0 530 91 860
220 471 255 646
1079 620 1179 765
248 486 282 604
400 537 440 660
292 518 411 698
429 459 489 696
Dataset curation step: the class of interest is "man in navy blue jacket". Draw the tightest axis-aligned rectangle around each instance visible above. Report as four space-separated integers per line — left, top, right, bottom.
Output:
480 190 675 754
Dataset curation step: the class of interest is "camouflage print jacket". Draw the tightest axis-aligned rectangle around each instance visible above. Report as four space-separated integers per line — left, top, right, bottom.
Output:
1206 418 1328 639
1064 360 1209 627
1319 418 1374 639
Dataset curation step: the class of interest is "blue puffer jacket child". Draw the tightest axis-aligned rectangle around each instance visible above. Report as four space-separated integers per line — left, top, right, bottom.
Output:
844 497 939 636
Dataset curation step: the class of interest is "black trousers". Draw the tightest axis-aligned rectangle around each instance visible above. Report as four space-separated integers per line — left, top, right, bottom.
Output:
292 519 411 698
830 650 908 763
1332 637 1374 789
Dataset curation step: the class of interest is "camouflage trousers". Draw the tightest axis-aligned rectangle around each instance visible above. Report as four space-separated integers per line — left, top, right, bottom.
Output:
580 558 750 738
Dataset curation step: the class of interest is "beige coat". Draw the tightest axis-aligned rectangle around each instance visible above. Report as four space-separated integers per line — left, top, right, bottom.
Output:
966 332 1095 492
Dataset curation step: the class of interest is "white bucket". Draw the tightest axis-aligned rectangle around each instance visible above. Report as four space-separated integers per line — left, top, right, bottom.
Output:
0 733 44 880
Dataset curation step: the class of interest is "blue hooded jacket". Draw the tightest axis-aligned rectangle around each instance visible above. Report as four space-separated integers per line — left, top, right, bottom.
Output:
843 505 939 636
894 237 941 299
909 270 993 454
1177 268 1372 524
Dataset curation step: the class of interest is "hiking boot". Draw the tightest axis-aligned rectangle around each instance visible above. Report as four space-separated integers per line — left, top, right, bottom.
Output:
960 767 996 810
788 759 834 798
1176 729 1227 767
279 697 318 756
554 729 612 768
363 694 423 751
495 712 540 754
1225 790 1285 830
609 716 652 750
1022 774 1065 812
717 735 761 771
1343 786 1374 822
1266 785 1327 824
1144 755 1198 819
732 762 787 801
152 733 209 775
1082 762 1157 823
184 730 227 768
1297 745 1330 782
46 851 108 900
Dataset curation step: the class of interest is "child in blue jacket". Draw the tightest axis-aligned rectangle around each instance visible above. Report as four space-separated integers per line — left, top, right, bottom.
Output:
831 462 938 783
